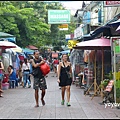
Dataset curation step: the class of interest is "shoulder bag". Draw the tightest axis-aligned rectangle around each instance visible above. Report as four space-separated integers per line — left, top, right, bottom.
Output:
63 62 72 79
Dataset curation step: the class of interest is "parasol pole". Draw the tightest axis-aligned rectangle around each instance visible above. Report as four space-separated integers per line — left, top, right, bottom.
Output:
101 47 104 98
94 50 97 95
102 48 104 81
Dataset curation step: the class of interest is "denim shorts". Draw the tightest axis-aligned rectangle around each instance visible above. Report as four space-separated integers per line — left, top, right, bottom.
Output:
0 74 3 82
33 77 47 90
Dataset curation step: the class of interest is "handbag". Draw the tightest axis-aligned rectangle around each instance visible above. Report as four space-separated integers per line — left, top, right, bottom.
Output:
40 63 50 76
63 62 72 79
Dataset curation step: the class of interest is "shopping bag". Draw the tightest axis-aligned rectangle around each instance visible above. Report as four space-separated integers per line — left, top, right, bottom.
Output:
40 63 50 76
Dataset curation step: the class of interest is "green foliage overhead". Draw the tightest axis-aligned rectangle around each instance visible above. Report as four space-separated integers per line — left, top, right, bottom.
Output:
0 1 76 50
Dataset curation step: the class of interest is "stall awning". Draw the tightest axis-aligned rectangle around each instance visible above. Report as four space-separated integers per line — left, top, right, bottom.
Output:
0 32 14 38
74 37 111 50
59 50 70 54
26 45 38 50
22 48 34 55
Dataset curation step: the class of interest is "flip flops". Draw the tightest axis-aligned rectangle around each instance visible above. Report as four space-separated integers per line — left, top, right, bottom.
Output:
41 99 45 106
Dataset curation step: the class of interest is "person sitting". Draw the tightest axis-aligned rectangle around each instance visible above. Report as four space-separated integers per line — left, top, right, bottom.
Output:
8 65 17 89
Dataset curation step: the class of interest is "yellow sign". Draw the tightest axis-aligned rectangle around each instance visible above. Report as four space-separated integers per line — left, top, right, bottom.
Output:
68 40 79 49
58 24 68 28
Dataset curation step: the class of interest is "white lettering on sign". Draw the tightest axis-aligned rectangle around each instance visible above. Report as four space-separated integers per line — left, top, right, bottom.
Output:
50 14 69 19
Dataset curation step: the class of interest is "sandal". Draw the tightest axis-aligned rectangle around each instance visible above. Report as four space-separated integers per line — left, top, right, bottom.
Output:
41 99 45 106
34 105 39 107
61 100 65 105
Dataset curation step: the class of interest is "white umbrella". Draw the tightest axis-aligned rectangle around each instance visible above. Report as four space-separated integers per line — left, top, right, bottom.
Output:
0 41 16 49
0 40 22 53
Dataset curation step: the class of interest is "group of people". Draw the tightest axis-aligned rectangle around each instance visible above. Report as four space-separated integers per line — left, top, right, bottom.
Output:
0 51 73 107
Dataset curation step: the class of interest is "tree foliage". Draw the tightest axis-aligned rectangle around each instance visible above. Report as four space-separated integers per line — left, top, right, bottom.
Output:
0 1 76 49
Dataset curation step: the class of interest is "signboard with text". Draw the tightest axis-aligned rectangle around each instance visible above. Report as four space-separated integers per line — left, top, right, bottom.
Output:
59 24 68 31
68 40 79 49
104 1 120 7
48 10 71 24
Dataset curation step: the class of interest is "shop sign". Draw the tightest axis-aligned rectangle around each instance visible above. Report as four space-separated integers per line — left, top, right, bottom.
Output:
68 40 79 49
104 1 120 7
48 10 71 24
59 24 68 31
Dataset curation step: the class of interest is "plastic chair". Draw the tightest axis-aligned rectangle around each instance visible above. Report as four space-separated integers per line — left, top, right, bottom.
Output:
9 80 16 89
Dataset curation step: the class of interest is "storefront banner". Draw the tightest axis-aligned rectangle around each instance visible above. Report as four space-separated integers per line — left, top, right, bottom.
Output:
48 10 71 24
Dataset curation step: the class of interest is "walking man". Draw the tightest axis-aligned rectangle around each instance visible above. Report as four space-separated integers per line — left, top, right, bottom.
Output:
31 51 47 107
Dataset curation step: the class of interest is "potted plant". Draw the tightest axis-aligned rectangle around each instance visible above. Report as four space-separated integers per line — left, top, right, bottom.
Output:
99 71 113 89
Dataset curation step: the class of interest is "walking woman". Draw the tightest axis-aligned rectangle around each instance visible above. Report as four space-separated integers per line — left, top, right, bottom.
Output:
22 58 31 88
57 54 72 106
18 61 23 86
0 60 4 97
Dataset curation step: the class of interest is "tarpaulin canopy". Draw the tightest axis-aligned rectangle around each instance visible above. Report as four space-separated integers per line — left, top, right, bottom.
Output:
107 19 120 27
26 45 38 50
59 50 70 54
0 32 14 38
22 48 34 55
10 47 23 53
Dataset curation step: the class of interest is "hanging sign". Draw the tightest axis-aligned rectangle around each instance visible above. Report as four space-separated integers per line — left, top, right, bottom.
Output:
68 40 79 49
48 10 71 24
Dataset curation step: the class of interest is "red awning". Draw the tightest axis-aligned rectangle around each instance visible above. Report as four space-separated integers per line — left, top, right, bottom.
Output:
26 45 38 50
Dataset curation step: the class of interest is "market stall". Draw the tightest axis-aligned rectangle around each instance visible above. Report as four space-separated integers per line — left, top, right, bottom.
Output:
74 37 111 97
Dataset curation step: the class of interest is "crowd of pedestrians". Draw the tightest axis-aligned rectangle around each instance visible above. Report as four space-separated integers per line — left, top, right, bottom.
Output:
0 51 73 107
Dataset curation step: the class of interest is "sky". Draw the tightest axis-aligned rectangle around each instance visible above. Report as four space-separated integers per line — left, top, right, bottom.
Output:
61 1 91 15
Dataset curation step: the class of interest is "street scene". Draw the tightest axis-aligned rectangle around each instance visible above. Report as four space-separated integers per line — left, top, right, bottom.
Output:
0 72 120 119
0 1 120 119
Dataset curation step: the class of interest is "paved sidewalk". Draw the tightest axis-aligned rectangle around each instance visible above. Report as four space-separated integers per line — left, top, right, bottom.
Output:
0 72 120 119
